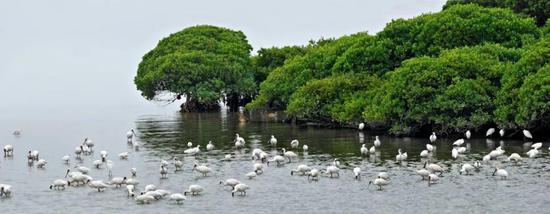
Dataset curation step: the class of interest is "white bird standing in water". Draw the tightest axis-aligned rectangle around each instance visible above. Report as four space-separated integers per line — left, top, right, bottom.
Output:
232 183 250 197
523 130 533 139
459 163 474 175
302 144 308 151
429 132 437 143
281 148 297 162
187 142 193 148
0 184 13 197
61 155 70 164
420 150 429 158
428 174 439 186
368 177 390 190
492 167 508 179
453 139 465 146
290 139 299 149
184 185 204 196
192 164 212 176
3 145 13 157
118 152 129 160
374 136 381 147
127 129 135 140
170 193 186 204
416 169 430 180
369 145 376 154
360 144 368 156
531 142 542 150
184 145 200 156
219 179 241 189
353 167 362 180
526 148 539 158
206 141 214 151
131 168 137 176
507 153 522 163
358 123 365 130
499 129 505 137
465 130 471 139
486 128 495 137
395 149 407 162
451 148 459 159
426 144 434 152
269 135 277 146
36 159 47 168
160 165 168 178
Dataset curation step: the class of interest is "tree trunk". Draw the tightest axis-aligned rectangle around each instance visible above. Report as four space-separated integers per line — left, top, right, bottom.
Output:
180 97 220 112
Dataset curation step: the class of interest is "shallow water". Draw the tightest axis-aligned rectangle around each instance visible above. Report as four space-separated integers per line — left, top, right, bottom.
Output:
1 110 549 213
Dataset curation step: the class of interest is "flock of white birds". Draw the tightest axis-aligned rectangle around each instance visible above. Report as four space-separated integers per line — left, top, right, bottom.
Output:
0 126 545 204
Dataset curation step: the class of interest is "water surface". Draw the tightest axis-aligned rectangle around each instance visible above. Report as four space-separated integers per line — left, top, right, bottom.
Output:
1 110 549 213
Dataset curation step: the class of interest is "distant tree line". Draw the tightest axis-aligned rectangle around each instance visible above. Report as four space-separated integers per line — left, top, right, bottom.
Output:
135 2 549 136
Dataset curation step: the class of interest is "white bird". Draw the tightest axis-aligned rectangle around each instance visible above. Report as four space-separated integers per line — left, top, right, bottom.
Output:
31 150 40 160
126 129 135 139
290 139 299 148
269 135 277 146
459 163 474 175
368 177 390 190
426 144 434 152
453 139 465 146
160 165 168 178
302 144 308 151
395 148 407 161
482 154 491 162
369 146 376 154
61 155 70 163
486 128 495 137
0 184 12 197
358 123 365 130
429 132 437 143
253 163 264 174
3 145 13 157
130 168 137 176
420 150 429 158
100 150 108 162
321 166 340 178
135 194 155 204
332 158 340 167
424 162 444 175
465 130 471 139
428 174 439 186
473 161 482 170
85 138 94 151
155 189 171 198
267 155 286 166
374 136 381 147
89 180 109 192
184 145 201 155
173 158 183 171
281 148 297 162
291 164 312 176
192 164 212 176
127 185 135 197
523 129 533 139
160 159 169 167
507 153 522 163
378 172 390 180
184 185 204 196
353 167 362 180
416 169 430 180
224 154 233 161
531 142 542 150
74 146 83 158
451 148 459 159
457 147 467 153
110 177 127 188
170 193 186 204
492 167 508 179
36 159 47 168
232 183 249 197
499 129 505 137
92 160 103 168
307 169 321 180
234 134 246 148
245 171 257 179
50 179 70 190
360 144 368 156
526 148 539 158
118 152 129 160
206 141 214 151
219 179 241 189
187 142 193 148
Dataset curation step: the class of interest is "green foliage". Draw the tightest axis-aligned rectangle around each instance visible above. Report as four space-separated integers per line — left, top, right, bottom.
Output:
252 45 309 83
444 0 550 26
134 25 255 110
367 44 522 135
495 37 550 127
247 32 371 109
515 65 550 127
286 73 380 123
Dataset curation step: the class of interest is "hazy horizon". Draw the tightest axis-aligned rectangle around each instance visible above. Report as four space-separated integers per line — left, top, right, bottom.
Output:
0 0 446 130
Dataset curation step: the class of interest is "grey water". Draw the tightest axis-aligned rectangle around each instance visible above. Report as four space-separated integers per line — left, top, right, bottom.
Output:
1 110 549 214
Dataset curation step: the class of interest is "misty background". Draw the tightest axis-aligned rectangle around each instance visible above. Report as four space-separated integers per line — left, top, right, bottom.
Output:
0 0 445 131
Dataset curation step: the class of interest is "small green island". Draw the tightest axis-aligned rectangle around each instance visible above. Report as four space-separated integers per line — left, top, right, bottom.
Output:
135 1 549 137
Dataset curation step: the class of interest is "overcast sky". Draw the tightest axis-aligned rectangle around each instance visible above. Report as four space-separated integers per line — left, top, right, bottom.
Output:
0 0 446 125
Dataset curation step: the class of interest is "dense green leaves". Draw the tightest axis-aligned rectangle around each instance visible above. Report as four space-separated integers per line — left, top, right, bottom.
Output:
135 25 254 111
444 0 550 26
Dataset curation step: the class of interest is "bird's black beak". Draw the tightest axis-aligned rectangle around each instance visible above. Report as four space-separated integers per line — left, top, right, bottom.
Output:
492 169 497 176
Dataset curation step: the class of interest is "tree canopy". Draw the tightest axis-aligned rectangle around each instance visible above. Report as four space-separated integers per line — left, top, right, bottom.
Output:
134 25 255 111
444 0 550 26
